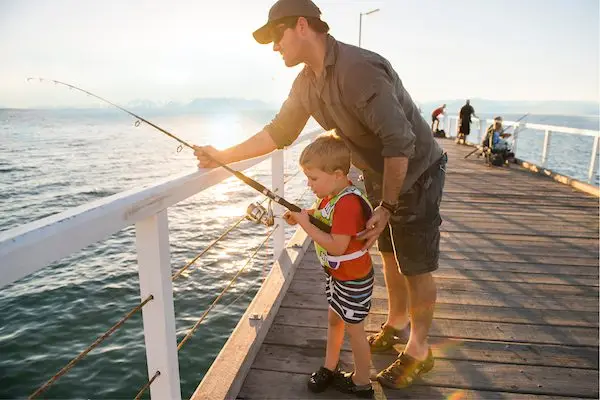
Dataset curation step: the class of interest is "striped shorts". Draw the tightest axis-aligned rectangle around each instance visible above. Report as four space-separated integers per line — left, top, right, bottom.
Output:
325 268 374 324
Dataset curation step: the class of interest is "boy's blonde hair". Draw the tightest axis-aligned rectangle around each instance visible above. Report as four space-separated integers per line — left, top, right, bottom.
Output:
299 132 351 174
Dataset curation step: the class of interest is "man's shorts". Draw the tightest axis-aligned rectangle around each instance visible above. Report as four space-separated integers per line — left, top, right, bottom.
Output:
363 154 447 276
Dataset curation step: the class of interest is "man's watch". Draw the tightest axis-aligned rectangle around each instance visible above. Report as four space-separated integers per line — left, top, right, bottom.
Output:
379 200 398 215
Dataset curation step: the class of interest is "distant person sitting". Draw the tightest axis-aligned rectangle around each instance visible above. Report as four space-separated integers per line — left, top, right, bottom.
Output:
482 116 515 166
457 99 478 144
431 104 446 137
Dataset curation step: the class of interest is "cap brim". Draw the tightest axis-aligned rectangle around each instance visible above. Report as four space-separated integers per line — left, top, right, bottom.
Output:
253 23 273 44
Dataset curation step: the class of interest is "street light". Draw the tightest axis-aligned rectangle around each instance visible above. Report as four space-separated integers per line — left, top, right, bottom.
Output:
358 8 380 48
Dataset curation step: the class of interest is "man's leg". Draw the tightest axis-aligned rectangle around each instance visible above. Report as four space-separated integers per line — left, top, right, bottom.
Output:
362 172 412 351
404 272 437 360
376 155 446 388
380 251 409 329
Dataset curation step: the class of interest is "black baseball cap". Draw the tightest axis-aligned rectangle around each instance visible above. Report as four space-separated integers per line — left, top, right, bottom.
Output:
253 0 328 44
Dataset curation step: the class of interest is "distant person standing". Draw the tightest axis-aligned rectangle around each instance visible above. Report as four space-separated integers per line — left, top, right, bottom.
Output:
431 104 446 134
457 100 478 144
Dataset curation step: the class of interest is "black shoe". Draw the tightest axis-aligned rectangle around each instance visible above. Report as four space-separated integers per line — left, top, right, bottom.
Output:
307 366 339 393
334 372 374 399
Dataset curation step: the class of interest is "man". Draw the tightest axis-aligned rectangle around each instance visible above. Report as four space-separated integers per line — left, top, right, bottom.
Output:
482 116 515 165
431 103 446 133
457 99 478 144
194 0 446 391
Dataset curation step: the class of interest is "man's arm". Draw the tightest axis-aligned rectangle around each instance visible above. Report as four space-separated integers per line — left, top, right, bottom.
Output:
221 129 278 164
195 74 310 168
339 62 416 247
382 156 409 206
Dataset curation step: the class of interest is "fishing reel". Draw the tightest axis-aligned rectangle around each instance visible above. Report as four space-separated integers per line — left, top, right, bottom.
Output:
246 200 274 227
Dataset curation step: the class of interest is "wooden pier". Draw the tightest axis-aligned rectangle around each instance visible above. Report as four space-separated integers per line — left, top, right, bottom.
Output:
196 140 599 399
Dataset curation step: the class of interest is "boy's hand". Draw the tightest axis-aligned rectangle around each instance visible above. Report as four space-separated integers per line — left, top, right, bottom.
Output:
283 209 311 227
282 210 298 225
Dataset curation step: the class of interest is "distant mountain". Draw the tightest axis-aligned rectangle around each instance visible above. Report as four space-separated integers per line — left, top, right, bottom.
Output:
419 99 599 117
183 97 272 112
123 97 274 113
127 99 159 109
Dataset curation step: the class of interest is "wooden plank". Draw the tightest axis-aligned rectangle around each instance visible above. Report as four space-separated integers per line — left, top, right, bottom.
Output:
435 259 599 276
279 295 599 328
290 276 599 299
441 205 597 215
294 263 600 287
440 224 598 239
443 190 596 199
442 202 597 212
441 220 599 233
440 211 598 222
440 197 599 209
436 246 596 259
259 332 598 370
272 309 598 347
438 251 599 266
239 369 581 400
438 232 599 246
282 290 599 313
298 246 600 265
250 343 599 398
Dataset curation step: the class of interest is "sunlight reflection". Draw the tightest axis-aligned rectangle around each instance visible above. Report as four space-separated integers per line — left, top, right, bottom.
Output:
434 338 465 354
212 203 245 218
447 390 467 400
206 114 246 150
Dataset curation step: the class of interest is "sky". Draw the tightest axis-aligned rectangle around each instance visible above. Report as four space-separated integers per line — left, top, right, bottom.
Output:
0 0 598 108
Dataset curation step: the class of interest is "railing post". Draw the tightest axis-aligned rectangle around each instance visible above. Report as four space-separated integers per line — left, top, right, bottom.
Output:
271 150 285 260
513 121 524 156
588 135 599 184
135 210 181 400
479 118 487 145
541 130 552 168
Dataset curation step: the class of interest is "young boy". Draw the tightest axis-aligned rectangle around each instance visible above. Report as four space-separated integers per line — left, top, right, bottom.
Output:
283 133 375 399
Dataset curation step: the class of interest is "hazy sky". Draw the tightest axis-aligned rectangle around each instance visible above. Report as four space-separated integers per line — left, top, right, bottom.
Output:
1 0 598 108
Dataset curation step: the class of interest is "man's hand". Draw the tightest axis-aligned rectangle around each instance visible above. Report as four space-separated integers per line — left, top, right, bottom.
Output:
357 206 391 250
194 145 223 169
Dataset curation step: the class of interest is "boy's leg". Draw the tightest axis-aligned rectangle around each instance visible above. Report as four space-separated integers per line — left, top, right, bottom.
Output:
325 308 345 371
345 320 372 385
307 308 345 393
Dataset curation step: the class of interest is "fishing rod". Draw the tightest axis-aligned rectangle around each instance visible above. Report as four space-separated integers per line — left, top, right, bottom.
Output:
464 113 529 159
28 77 331 233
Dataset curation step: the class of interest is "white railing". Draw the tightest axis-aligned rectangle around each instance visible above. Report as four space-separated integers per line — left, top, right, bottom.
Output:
0 128 324 399
445 116 599 184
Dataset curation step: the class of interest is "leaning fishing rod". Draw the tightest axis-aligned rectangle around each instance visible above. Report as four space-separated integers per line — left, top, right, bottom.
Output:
28 77 331 233
464 113 529 159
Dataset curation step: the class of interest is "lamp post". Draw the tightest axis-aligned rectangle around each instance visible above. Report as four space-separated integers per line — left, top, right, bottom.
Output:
358 8 380 48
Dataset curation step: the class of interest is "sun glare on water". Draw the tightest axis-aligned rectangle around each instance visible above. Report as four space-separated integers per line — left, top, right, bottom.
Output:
206 114 247 150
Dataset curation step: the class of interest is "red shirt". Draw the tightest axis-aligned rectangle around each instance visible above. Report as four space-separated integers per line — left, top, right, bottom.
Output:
432 106 445 118
318 194 372 281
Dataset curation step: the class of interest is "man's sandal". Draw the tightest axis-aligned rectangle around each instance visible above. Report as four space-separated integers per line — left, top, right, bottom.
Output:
367 323 410 353
376 348 435 389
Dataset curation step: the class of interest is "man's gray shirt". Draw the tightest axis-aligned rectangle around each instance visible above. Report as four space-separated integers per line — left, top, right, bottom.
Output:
264 35 443 193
